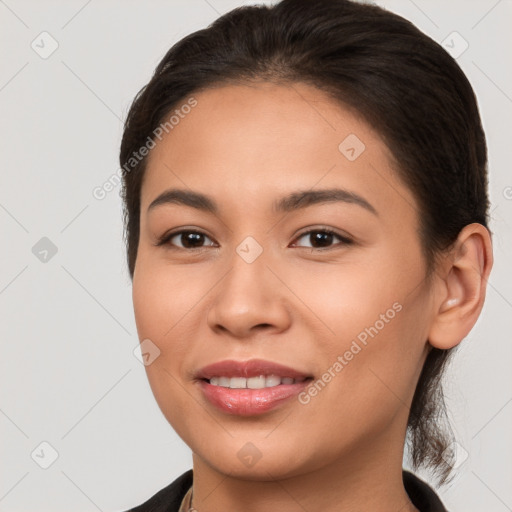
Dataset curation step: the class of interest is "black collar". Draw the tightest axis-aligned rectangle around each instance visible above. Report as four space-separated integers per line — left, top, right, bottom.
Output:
403 470 449 511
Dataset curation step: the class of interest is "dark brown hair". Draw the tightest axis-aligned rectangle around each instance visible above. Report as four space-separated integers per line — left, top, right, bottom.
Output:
119 0 490 487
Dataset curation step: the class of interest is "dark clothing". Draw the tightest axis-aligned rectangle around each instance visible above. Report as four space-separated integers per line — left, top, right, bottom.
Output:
125 468 448 511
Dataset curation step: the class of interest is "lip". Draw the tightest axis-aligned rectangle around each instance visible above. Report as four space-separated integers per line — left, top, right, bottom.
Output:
198 379 312 416
195 358 313 380
195 359 314 416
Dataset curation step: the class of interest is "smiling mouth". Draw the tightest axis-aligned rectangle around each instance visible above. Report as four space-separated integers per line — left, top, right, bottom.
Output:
197 375 314 416
202 375 313 389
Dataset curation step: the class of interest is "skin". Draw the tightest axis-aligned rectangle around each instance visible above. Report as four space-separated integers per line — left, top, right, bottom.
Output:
131 82 493 512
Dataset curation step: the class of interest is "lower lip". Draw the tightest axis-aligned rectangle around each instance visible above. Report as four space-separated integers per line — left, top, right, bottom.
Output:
198 379 312 416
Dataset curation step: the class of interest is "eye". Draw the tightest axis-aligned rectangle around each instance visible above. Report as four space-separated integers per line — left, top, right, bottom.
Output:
156 227 353 251
156 229 217 250
291 228 353 250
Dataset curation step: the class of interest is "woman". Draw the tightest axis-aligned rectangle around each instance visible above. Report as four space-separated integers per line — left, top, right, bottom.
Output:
119 0 493 510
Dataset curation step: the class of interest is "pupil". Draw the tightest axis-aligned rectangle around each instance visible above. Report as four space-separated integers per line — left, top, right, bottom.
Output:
183 232 204 248
312 231 332 247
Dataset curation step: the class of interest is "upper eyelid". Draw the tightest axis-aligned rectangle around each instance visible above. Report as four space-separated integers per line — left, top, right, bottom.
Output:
294 226 349 239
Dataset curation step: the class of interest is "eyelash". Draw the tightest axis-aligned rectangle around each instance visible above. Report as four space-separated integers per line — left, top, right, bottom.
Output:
155 227 354 252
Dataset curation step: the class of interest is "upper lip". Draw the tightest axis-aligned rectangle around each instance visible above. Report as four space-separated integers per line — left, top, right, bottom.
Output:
195 358 313 380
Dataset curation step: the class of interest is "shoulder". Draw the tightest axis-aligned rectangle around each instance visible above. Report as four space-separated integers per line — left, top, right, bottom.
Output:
121 469 193 512
403 470 449 512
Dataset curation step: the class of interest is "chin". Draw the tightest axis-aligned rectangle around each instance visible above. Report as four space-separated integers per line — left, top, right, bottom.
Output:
191 439 317 481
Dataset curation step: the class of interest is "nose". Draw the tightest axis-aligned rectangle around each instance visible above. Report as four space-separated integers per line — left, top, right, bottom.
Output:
206 249 292 339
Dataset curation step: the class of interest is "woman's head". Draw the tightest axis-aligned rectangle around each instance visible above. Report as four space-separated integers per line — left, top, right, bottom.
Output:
120 0 492 487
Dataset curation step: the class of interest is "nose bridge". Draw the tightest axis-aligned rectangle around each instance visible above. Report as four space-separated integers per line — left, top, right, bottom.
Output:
219 234 271 307
235 234 266 266
206 233 291 336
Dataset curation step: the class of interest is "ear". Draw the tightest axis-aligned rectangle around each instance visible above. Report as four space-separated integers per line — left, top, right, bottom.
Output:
428 223 493 350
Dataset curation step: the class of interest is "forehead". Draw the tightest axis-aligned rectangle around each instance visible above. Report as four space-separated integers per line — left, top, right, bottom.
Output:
140 82 415 218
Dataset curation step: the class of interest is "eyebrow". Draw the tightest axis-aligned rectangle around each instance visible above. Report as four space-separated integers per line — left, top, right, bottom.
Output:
147 188 378 216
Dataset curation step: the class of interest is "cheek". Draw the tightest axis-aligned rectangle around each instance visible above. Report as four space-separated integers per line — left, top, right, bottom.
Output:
132 260 186 394
132 255 205 343
132 268 164 343
286 255 406 340
321 292 429 430
132 262 198 431
290 253 429 408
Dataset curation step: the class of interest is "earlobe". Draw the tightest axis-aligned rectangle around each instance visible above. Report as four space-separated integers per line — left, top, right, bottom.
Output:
428 223 493 350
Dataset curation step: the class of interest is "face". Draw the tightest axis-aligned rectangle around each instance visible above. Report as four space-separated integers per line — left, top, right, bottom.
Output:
132 82 435 479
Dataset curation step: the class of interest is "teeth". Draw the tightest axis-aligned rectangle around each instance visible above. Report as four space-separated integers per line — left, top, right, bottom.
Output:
230 377 246 389
247 375 266 389
265 375 281 387
218 377 231 387
208 375 305 389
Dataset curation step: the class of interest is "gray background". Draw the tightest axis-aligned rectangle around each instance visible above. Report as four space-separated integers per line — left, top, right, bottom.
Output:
1 0 511 510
